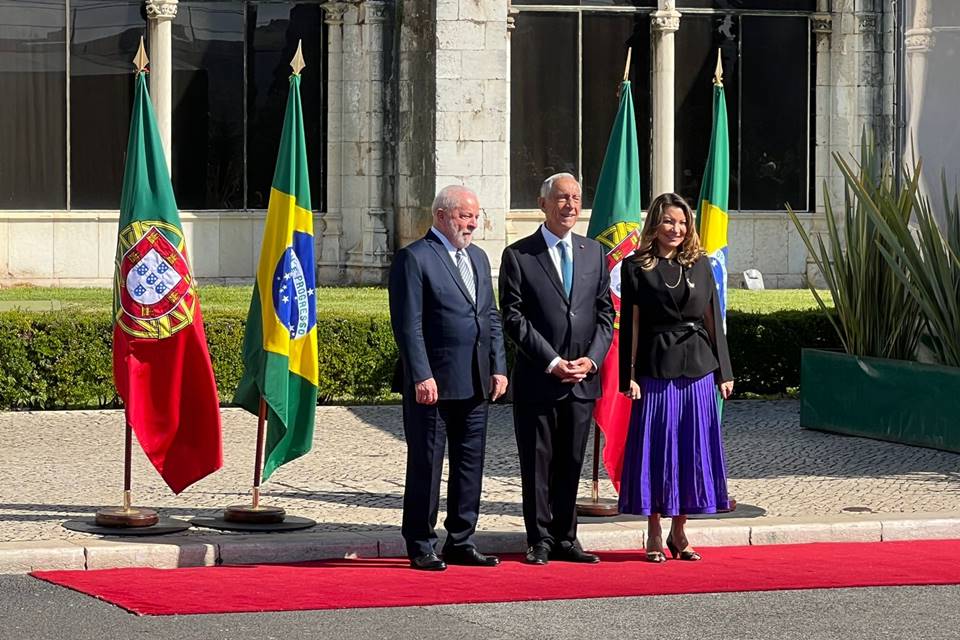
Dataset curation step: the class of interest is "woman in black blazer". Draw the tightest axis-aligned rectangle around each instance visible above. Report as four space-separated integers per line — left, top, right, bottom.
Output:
617 192 734 563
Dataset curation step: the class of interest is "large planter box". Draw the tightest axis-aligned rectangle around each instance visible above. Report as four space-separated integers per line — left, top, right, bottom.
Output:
800 349 960 453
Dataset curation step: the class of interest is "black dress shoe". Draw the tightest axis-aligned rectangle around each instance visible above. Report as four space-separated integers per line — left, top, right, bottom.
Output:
551 544 600 564
525 543 550 565
410 552 447 571
443 547 500 567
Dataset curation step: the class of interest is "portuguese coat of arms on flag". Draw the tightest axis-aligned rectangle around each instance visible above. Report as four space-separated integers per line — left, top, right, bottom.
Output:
587 80 643 493
112 69 223 494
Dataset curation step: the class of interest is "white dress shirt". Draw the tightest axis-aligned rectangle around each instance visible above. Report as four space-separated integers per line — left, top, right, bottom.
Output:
431 227 472 270
540 224 573 282
538 225 595 375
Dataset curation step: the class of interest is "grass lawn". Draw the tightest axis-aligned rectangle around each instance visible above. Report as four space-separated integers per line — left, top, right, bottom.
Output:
0 284 830 314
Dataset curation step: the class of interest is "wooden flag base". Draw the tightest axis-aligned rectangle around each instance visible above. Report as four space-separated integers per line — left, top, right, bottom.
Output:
94 506 160 528
223 504 286 524
576 497 619 517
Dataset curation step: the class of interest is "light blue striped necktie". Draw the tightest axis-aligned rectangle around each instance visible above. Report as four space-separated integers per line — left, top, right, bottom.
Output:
558 240 572 297
455 249 476 303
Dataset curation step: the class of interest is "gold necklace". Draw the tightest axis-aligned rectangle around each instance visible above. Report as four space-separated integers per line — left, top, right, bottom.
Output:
661 259 683 289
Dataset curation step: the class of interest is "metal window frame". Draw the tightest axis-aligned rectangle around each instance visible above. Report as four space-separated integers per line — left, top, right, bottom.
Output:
512 4 816 214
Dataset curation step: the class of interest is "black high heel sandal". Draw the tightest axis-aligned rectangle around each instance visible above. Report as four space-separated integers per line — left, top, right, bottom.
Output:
666 535 701 561
645 537 667 563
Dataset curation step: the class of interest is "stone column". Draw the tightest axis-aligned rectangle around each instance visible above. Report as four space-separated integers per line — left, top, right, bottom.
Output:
396 0 510 266
145 0 178 170
905 0 933 157
812 7 834 213
318 2 347 283
650 0 680 197
339 0 394 284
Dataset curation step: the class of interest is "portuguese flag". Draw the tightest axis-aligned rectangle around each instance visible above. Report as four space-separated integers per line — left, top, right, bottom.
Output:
112 69 223 494
234 66 319 482
586 81 643 493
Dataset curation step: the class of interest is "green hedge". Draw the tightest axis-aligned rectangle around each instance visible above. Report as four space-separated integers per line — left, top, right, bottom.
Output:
0 309 839 410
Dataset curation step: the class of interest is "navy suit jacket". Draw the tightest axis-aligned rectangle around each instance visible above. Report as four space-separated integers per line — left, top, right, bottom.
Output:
388 231 507 401
499 230 614 401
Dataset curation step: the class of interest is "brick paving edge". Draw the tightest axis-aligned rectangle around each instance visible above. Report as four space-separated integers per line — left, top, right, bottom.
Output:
4 513 960 574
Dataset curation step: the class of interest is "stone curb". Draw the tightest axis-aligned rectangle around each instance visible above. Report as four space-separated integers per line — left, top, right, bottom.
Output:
4 513 960 574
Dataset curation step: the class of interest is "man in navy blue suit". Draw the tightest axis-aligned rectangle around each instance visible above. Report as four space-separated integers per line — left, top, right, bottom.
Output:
388 185 508 571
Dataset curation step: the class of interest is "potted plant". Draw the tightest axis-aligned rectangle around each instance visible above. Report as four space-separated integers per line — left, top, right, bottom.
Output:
788 139 960 452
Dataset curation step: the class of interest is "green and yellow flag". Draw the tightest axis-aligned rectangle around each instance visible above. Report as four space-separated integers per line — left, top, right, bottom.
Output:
697 52 730 326
234 46 318 481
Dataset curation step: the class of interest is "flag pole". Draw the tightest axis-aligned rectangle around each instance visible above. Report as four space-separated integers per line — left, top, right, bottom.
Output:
93 421 160 527
224 396 286 524
92 39 163 530
577 46 637 518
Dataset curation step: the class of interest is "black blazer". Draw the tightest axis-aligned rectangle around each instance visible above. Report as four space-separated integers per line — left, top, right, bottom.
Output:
499 229 615 401
618 254 734 390
388 231 507 400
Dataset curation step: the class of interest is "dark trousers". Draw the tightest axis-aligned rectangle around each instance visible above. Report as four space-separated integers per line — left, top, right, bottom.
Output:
401 392 488 558
513 397 593 548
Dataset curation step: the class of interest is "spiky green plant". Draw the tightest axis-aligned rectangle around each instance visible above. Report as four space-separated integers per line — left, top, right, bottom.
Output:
787 141 923 360
845 165 960 368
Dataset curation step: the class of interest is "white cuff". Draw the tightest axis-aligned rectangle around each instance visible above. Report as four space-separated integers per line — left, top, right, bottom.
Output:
546 356 561 373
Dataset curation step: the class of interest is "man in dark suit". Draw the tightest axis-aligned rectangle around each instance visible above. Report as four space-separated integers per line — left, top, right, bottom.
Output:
388 185 508 571
500 173 614 565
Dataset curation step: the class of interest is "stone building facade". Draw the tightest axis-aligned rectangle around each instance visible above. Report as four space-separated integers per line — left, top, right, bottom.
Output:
0 1 919 288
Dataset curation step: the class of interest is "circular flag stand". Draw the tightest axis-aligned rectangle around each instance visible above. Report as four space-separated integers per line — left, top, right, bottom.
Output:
576 423 620 517
193 397 316 533
64 422 190 536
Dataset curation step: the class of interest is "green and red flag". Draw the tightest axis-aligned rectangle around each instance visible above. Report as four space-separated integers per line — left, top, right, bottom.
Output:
234 54 318 482
586 81 643 493
112 65 222 494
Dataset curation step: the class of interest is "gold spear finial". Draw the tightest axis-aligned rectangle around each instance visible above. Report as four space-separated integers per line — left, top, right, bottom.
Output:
290 40 306 76
133 36 149 73
713 49 723 86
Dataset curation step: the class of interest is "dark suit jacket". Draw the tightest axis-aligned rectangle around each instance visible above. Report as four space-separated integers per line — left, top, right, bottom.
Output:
499 229 615 401
388 231 507 401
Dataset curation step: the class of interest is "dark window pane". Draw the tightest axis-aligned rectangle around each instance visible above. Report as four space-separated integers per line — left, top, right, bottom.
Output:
740 15 808 210
70 0 144 209
581 13 651 209
247 2 325 210
0 0 66 209
678 0 814 9
674 14 740 209
510 13 577 208
172 1 244 209
580 0 655 7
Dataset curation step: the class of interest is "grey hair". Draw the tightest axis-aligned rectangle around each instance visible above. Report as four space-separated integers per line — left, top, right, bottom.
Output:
432 185 478 215
539 172 578 199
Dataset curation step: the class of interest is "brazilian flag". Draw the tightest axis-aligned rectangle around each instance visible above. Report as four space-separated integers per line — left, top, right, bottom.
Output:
697 56 730 327
234 62 318 481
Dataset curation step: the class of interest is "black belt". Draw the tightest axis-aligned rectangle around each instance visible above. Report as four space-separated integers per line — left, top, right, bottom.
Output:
648 321 704 334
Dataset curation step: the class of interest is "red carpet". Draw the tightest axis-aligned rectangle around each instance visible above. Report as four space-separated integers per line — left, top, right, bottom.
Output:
32 540 960 616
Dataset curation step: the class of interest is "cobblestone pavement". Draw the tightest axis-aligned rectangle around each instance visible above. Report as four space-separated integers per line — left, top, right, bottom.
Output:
1 401 959 543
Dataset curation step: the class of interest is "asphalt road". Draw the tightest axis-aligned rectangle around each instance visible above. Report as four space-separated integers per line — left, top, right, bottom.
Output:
2 575 960 640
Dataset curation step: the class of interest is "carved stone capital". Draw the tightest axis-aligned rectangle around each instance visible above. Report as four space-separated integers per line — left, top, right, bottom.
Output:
905 28 935 53
507 5 519 33
144 0 178 20
651 10 680 34
322 1 348 25
858 14 878 34
811 12 832 35
360 0 390 23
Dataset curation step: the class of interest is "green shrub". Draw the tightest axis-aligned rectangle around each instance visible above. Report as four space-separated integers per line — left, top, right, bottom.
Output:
0 308 839 410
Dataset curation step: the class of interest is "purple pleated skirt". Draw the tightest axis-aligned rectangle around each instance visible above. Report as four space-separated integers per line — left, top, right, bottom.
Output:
618 374 730 516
